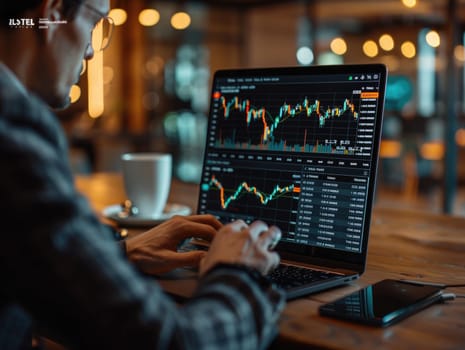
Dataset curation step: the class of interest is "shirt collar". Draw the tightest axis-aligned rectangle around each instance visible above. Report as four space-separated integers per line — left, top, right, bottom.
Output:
0 62 28 96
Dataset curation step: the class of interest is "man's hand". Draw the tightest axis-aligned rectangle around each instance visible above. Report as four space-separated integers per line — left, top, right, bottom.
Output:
199 220 281 277
124 214 222 275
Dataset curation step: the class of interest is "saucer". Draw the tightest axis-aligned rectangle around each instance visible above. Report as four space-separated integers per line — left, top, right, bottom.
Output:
102 203 192 227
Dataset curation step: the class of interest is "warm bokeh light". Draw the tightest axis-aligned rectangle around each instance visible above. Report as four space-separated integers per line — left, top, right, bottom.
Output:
379 140 402 158
456 129 465 146
69 85 81 103
379 34 394 51
146 56 165 76
402 0 416 8
103 66 114 85
401 41 416 58
88 21 104 118
171 12 191 30
362 40 378 58
139 9 160 27
454 45 465 62
420 141 444 160
330 37 347 55
80 59 87 75
425 30 440 48
109 8 127 26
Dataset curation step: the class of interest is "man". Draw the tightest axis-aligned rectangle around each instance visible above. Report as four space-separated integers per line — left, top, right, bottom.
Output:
0 1 285 349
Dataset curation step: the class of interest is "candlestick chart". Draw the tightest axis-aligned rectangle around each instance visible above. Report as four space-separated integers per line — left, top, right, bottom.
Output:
200 171 300 225
203 174 300 209
213 92 361 154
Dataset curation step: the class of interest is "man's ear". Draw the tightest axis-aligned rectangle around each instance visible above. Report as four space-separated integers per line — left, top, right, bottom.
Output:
38 0 65 42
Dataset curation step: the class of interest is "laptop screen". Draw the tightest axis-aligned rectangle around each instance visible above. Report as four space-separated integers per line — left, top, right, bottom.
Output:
198 64 387 268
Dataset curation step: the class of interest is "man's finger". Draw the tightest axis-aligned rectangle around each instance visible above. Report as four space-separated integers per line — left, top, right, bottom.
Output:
248 220 269 241
166 250 207 268
169 218 221 241
267 251 280 273
227 219 248 233
178 214 223 230
258 225 282 250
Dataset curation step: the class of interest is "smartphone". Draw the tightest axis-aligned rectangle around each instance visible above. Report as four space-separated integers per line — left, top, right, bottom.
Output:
319 279 443 327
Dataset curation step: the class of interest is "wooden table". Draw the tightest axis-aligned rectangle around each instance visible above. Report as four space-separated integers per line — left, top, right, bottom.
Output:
76 173 465 350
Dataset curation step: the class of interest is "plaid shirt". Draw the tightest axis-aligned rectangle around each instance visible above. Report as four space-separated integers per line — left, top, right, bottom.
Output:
0 63 285 350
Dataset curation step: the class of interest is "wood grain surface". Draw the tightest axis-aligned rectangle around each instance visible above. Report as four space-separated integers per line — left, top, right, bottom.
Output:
76 173 465 350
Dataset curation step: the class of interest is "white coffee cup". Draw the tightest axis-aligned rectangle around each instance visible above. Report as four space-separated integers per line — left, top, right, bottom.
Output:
121 153 172 218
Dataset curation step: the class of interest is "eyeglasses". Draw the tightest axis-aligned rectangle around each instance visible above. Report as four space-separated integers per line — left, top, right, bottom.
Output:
91 15 114 52
80 2 114 52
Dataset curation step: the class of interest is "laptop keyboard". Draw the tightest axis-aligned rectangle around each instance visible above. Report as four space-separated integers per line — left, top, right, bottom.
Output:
267 264 339 289
179 241 341 290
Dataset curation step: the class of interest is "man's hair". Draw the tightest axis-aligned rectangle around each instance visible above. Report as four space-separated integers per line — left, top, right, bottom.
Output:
0 0 84 27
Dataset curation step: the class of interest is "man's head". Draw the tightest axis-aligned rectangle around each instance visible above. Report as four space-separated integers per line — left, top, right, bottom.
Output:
0 0 110 109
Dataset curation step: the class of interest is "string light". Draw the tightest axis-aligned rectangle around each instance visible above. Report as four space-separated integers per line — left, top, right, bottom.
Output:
425 30 440 48
401 0 416 8
139 9 160 27
109 8 127 26
401 41 416 58
363 40 378 58
330 37 347 55
379 34 394 51
171 12 191 30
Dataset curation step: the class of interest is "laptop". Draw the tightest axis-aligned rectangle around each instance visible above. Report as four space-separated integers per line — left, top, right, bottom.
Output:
173 64 387 300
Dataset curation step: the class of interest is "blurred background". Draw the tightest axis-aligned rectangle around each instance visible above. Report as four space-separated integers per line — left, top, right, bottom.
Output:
64 0 465 215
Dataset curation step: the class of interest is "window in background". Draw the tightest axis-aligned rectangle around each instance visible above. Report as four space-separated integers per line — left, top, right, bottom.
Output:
163 44 210 182
296 16 314 66
417 28 437 118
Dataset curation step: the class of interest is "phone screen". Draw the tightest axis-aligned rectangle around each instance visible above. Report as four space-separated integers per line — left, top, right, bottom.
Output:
319 279 443 327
